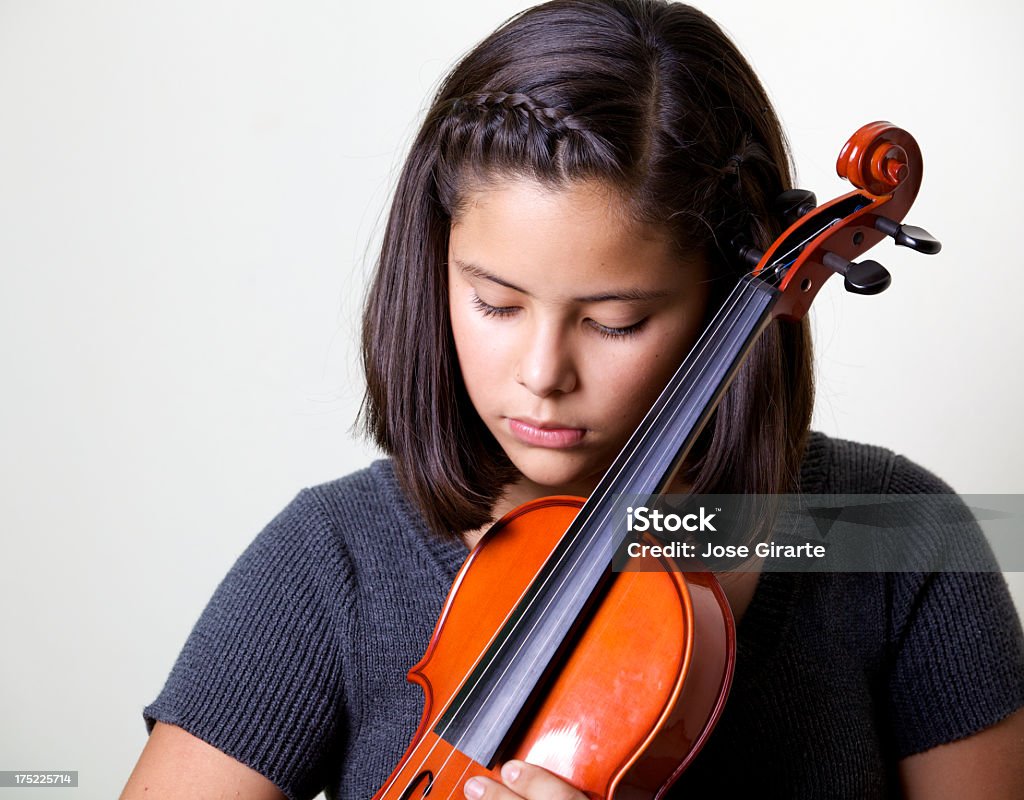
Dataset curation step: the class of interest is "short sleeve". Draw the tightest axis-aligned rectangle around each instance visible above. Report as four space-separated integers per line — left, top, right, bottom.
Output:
143 489 356 800
883 455 1024 757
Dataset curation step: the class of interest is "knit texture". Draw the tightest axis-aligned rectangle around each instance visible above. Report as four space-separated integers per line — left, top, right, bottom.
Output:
142 432 1024 799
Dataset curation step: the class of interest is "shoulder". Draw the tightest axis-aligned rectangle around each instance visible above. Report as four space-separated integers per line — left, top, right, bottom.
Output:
266 459 403 528
801 437 1024 755
200 460 421 626
302 458 414 524
300 459 468 588
801 430 953 495
253 459 422 564
141 459 461 798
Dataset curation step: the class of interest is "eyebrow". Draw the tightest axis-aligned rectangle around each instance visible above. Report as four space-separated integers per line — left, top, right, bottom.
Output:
453 258 672 303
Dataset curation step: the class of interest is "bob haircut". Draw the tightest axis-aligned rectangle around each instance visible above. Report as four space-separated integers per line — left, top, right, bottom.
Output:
361 0 814 540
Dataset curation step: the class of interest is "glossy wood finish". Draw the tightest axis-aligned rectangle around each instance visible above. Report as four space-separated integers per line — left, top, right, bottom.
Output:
372 498 734 799
764 122 924 320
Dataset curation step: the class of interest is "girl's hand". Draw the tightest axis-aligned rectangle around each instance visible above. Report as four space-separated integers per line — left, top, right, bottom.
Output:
464 760 588 800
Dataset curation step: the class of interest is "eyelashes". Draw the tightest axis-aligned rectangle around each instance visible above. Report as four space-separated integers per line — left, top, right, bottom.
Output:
590 318 648 339
470 293 647 339
471 294 517 319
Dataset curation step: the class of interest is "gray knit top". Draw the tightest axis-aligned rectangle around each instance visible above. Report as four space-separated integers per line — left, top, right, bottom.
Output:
142 432 1024 799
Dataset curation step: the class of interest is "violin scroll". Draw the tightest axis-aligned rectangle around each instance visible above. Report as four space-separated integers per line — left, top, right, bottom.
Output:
836 121 917 197
748 121 942 320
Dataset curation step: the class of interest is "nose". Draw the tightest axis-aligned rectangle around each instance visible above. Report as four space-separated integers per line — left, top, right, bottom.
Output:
515 319 578 397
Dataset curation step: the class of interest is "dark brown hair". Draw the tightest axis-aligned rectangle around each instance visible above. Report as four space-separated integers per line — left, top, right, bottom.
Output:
361 0 814 538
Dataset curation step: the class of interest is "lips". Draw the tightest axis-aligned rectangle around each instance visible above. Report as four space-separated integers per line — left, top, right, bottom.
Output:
507 418 586 448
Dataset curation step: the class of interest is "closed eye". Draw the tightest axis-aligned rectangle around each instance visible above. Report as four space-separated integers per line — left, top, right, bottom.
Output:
472 293 646 338
472 293 518 318
588 318 648 339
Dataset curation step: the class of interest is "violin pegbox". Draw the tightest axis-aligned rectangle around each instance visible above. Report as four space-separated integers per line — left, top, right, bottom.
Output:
742 122 942 321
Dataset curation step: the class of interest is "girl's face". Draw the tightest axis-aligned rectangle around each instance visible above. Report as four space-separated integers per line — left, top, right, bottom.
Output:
448 177 709 501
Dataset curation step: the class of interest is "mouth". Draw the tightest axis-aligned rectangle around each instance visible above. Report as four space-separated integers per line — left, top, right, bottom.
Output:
507 418 587 449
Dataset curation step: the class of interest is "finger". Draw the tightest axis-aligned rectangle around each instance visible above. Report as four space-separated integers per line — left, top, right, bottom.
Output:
463 775 521 799
498 760 588 800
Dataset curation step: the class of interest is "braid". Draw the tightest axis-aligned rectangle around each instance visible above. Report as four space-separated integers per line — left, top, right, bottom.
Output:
450 91 584 137
433 89 618 190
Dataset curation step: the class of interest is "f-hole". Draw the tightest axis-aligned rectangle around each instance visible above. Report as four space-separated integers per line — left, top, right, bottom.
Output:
397 771 434 799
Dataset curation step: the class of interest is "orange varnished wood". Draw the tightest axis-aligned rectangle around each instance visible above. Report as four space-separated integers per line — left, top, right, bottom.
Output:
618 570 735 799
372 497 735 799
765 122 924 321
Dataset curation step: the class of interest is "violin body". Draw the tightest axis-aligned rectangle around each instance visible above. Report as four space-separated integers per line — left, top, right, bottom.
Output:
372 497 735 799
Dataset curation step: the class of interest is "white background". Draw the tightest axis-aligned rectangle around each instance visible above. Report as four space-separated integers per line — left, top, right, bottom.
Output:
1 1 1021 797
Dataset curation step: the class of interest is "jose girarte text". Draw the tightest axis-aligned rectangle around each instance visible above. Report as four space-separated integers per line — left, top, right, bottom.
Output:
624 505 827 561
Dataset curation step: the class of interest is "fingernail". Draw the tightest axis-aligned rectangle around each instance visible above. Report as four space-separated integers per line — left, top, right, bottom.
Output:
464 777 485 799
501 761 521 782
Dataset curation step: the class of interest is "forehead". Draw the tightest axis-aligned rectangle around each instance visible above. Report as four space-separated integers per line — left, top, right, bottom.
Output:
448 177 701 290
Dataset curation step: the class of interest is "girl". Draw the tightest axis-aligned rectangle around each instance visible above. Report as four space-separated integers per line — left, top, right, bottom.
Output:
122 1 1024 797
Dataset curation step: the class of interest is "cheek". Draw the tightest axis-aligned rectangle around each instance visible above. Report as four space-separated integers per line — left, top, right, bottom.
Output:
449 295 508 400
592 327 694 418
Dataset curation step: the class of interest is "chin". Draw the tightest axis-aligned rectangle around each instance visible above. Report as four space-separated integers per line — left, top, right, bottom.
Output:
506 448 602 498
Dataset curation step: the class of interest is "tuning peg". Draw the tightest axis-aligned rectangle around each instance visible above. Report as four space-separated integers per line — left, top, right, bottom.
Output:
873 216 942 254
844 260 892 294
730 234 764 269
822 252 891 295
772 189 818 226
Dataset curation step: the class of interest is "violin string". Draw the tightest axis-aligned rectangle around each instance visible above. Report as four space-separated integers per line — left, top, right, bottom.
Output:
448 276 765 780
456 203 865 785
384 273 767 795
451 275 768 756
420 212 843 792
773 217 843 271
444 765 474 800
414 210 850 789
391 274 764 796
395 190 884 793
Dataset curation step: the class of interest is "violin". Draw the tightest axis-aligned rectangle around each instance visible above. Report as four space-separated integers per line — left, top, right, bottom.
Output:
373 122 941 799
